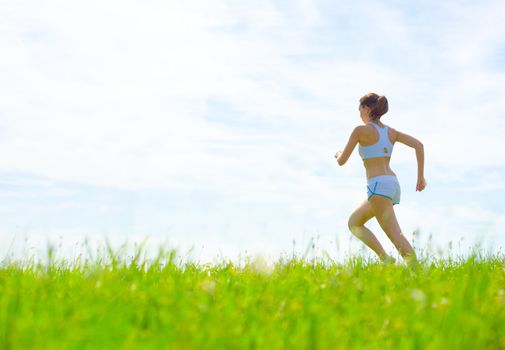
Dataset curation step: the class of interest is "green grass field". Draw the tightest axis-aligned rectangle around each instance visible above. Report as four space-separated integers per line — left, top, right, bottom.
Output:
1 243 504 350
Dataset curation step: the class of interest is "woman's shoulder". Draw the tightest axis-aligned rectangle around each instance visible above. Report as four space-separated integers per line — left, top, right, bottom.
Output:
351 125 369 137
385 124 398 143
352 124 375 144
358 123 379 134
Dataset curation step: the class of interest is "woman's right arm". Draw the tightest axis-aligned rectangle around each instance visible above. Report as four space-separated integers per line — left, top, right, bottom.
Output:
395 130 427 192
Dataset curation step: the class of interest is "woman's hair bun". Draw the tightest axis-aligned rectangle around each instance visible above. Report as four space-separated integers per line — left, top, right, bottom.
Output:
360 93 389 120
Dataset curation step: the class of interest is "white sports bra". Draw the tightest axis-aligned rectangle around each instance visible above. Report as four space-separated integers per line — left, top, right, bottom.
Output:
358 122 394 159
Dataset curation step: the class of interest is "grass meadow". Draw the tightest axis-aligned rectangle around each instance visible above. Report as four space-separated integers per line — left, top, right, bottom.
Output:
1 239 504 350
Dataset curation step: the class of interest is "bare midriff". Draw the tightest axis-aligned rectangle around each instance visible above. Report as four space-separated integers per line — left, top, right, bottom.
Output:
363 157 397 179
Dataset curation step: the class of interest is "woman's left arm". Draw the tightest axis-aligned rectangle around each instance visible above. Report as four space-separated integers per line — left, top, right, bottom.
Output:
334 126 362 166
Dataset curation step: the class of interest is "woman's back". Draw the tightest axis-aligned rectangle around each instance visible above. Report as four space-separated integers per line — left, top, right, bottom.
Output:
358 121 398 179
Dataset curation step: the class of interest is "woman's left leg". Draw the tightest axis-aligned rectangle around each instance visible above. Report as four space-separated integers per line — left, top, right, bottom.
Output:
348 199 390 260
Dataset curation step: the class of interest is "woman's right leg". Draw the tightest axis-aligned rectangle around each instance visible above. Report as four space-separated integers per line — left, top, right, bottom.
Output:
348 199 390 260
368 196 417 263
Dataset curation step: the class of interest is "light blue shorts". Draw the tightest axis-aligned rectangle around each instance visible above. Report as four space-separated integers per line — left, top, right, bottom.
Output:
367 175 401 205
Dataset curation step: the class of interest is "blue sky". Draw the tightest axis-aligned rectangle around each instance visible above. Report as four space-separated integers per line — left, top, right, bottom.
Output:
1 0 504 264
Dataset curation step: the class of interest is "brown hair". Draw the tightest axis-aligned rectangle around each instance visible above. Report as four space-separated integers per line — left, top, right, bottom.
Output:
359 93 389 120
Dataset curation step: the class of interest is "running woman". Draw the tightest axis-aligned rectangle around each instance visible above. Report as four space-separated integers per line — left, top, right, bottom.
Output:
335 93 426 264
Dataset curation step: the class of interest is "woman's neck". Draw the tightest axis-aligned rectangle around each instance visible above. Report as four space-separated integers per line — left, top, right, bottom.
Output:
369 119 383 126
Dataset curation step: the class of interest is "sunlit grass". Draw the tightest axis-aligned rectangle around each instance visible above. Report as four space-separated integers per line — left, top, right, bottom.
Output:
1 239 504 349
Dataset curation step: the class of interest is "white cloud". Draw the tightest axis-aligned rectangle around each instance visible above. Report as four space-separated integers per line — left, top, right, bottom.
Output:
1 0 504 261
